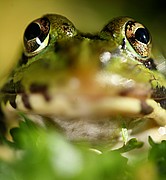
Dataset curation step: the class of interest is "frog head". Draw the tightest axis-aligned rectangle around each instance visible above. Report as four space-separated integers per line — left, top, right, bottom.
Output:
2 14 166 143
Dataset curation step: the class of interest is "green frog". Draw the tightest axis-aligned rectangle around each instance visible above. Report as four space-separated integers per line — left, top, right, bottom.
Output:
1 14 166 144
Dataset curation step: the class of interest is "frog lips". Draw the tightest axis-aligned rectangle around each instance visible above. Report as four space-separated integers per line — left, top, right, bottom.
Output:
5 70 154 118
3 72 166 125
12 92 152 118
7 79 153 119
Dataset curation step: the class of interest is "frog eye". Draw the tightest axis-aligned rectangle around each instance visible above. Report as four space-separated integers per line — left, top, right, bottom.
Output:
125 21 151 58
24 17 50 56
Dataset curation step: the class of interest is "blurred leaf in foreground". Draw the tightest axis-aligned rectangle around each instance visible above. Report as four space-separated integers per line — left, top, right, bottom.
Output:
149 136 166 179
0 115 165 180
0 115 129 180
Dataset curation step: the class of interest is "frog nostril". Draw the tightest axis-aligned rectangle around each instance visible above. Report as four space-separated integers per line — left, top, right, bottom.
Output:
135 28 150 44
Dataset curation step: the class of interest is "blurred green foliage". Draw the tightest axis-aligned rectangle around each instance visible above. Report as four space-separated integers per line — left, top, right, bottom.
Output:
0 115 165 179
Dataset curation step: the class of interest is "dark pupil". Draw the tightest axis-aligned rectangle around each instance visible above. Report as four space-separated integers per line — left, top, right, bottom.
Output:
135 28 149 44
24 23 41 40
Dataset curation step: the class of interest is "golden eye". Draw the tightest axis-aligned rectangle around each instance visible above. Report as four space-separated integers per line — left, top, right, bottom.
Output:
24 17 50 57
125 21 151 58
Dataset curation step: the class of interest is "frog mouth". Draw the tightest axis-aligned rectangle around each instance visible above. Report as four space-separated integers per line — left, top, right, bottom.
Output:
6 83 153 119
3 71 166 125
4 80 166 126
13 93 152 116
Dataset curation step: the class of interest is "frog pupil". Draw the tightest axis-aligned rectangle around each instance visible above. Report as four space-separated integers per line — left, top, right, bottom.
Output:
24 23 41 40
135 28 149 44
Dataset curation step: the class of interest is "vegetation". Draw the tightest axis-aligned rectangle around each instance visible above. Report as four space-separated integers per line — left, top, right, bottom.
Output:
0 114 166 180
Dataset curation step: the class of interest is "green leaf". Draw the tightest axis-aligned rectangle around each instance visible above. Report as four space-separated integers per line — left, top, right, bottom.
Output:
114 138 143 153
148 136 166 178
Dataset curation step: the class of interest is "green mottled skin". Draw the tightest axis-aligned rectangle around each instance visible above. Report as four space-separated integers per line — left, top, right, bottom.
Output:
1 14 166 144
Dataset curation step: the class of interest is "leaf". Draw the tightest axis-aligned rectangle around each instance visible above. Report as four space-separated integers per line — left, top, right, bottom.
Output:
148 136 166 178
114 138 144 153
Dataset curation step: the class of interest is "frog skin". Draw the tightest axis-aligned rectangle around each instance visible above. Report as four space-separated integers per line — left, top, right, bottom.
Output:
1 14 166 144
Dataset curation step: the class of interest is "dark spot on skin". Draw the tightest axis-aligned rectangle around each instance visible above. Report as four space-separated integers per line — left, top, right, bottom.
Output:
126 21 136 31
62 22 69 26
141 58 157 70
61 22 74 35
22 93 32 110
1 80 24 95
0 108 7 136
140 101 153 115
132 56 157 71
10 97 17 109
0 93 17 109
158 99 166 109
121 38 126 49
54 41 61 52
79 33 101 40
19 53 29 65
151 86 166 109
30 83 50 101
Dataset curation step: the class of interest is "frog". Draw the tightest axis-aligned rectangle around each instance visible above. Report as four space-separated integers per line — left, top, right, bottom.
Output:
1 14 166 145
